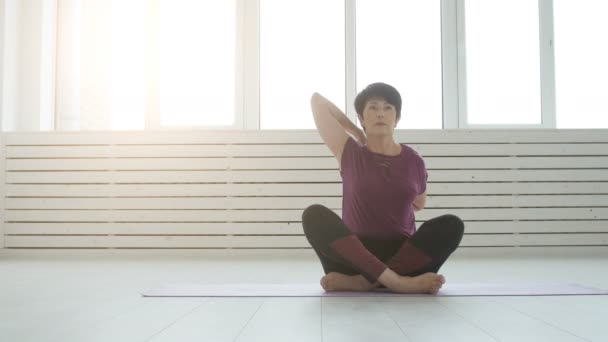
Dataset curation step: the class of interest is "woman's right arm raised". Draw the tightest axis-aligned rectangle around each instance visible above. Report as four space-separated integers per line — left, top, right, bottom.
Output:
310 93 366 164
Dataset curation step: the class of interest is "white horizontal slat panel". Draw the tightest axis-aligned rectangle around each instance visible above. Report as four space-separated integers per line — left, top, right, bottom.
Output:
228 144 330 157
7 157 338 171
6 220 608 236
6 184 236 197
4 129 608 250
429 170 608 182
5 170 341 184
5 195 608 212
427 183 608 194
8 170 608 184
5 129 608 145
6 170 221 184
6 144 336 159
415 208 608 220
429 195 608 207
230 157 338 170
7 143 608 159
425 156 608 169
4 222 306 235
10 156 607 171
461 233 608 246
5 197 342 210
5 183 342 197
462 221 608 233
3 235 311 248
4 208 608 223
4 130 324 145
0 135 5 249
229 170 338 183
232 156 608 170
5 171 231 183
6 145 229 158
3 209 314 222
400 130 608 143
6 158 230 171
407 143 608 156
5 233 608 249
233 143 608 157
5 182 608 197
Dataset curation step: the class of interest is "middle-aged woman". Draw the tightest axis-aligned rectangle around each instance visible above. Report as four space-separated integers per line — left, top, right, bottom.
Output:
302 82 464 294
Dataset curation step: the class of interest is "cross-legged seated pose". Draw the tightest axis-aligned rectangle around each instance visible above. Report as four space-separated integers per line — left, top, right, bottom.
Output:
304 83 464 294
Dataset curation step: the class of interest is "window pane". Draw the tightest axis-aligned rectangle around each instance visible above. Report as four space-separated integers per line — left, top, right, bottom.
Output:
357 0 442 129
464 0 541 125
160 0 236 126
111 0 145 130
260 0 344 129
554 0 608 128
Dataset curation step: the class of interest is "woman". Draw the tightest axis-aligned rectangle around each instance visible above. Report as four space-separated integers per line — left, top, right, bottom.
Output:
303 82 464 294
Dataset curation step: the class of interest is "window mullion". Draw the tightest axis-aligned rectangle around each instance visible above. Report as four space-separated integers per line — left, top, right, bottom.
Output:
241 0 259 130
145 0 160 130
455 0 468 128
41 0 57 131
539 0 556 128
441 0 460 129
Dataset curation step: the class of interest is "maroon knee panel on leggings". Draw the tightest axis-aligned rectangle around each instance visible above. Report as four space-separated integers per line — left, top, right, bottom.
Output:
329 235 387 283
385 240 434 276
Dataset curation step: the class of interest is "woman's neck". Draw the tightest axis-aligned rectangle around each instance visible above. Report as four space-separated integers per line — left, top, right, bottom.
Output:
365 136 401 156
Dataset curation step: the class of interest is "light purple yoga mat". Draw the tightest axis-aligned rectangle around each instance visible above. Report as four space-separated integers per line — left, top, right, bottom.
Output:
141 282 608 297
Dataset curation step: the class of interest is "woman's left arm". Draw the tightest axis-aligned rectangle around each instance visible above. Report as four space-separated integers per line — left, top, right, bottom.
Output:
413 191 427 211
414 151 428 212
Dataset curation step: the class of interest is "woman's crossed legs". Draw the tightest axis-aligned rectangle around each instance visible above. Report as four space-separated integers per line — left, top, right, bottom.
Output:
302 204 464 294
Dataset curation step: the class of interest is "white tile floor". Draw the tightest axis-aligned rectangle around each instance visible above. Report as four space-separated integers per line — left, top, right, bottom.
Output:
1 247 607 342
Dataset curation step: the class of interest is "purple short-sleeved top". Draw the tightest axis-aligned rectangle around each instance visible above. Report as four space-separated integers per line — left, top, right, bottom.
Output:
340 137 428 239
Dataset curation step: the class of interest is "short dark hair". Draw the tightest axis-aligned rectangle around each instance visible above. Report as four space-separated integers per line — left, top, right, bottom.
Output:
354 82 402 120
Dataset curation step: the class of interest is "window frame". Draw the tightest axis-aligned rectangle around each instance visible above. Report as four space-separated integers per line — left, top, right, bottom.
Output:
453 0 556 129
246 0 559 130
146 0 245 130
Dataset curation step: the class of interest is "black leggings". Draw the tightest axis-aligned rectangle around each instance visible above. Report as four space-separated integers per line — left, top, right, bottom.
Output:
302 204 465 283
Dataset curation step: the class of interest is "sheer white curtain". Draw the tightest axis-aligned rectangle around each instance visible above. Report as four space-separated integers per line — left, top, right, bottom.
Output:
1 0 56 131
55 0 236 131
56 0 145 130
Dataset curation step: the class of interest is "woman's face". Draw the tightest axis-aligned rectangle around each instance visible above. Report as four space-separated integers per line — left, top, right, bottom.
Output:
359 97 399 135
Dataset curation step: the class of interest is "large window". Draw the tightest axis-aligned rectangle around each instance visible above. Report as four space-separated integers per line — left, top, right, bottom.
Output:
259 0 344 129
463 0 542 126
554 0 608 128
4 1 608 131
357 0 442 129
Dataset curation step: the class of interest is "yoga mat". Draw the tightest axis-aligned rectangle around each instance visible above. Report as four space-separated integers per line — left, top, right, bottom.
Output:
141 282 608 297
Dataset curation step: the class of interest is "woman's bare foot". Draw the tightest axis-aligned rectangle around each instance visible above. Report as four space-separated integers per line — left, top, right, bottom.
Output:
320 272 380 292
390 272 446 294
